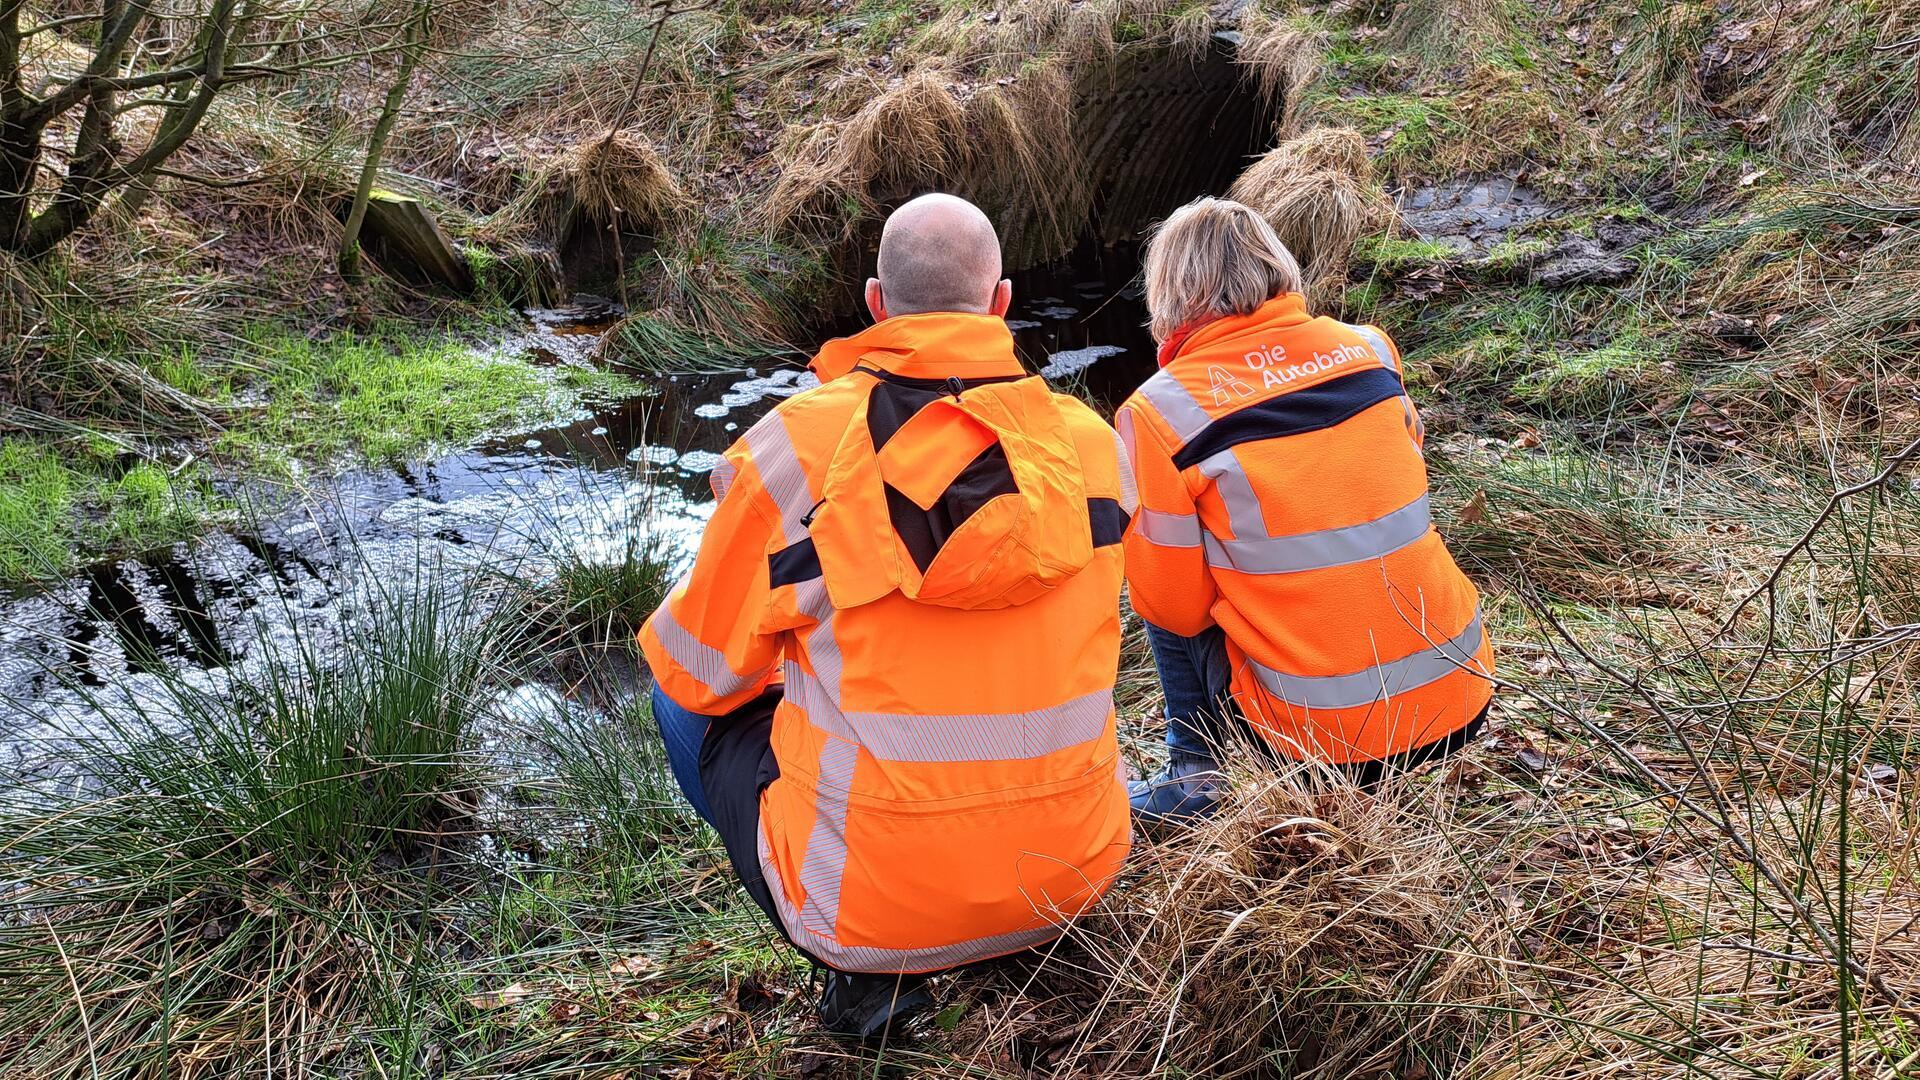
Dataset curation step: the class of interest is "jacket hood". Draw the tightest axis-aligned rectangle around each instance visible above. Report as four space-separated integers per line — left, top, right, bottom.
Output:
808 312 1022 383
804 318 1092 611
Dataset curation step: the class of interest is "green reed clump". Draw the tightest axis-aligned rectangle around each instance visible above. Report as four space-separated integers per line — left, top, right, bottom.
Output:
0 574 521 1076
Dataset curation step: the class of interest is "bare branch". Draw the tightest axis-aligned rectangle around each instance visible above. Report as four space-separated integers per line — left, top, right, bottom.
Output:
1709 437 1920 644
19 12 100 38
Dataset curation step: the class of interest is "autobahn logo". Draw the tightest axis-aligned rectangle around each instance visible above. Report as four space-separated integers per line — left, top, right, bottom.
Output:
1207 365 1256 405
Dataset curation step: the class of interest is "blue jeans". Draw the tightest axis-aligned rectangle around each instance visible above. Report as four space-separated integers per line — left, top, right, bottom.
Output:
1145 622 1237 761
651 683 718 826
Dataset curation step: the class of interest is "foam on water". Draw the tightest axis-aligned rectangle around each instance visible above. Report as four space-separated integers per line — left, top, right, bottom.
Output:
1040 344 1129 380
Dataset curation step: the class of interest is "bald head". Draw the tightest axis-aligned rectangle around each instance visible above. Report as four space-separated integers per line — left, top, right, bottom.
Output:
866 193 1011 321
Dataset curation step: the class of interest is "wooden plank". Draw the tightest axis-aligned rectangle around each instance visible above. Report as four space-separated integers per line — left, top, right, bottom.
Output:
361 191 474 292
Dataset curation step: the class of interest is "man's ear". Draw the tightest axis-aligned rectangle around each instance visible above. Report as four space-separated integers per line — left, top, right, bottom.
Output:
989 278 1012 318
865 278 888 323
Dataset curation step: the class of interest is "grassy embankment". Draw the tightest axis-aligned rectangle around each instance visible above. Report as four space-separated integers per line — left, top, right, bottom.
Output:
5 0 1920 1076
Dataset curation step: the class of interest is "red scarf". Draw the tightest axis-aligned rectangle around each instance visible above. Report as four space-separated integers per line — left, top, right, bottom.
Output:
1155 315 1223 368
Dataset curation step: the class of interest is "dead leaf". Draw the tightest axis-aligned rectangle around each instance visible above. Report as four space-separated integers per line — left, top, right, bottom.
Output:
610 954 659 978
466 982 533 1010
1459 489 1489 526
1845 673 1878 703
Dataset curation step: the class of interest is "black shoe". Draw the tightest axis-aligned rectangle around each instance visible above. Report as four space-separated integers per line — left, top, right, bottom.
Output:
814 969 934 1041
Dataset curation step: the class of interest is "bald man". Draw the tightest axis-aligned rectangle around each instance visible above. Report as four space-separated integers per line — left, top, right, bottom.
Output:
641 193 1134 1039
804 193 1015 382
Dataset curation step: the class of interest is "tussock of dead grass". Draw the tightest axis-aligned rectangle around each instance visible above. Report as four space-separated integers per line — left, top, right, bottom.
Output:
1236 12 1324 136
766 68 971 233
1227 126 1395 297
764 65 1085 256
547 131 692 236
994 764 1506 1078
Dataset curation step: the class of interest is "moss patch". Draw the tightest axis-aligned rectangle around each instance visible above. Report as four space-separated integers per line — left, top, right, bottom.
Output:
1355 234 1461 272
0 440 217 585
232 324 603 465
0 442 76 582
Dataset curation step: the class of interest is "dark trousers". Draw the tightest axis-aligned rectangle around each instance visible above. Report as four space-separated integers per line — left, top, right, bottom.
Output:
1143 620 1487 785
650 685 802 956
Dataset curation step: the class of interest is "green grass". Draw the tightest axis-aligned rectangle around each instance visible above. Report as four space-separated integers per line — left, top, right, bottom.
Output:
244 324 560 463
1513 332 1666 409
0 317 646 586
1323 26 1397 81
1355 234 1461 272
0 567 792 1078
0 576 517 1074
1316 92 1451 169
0 440 75 581
98 462 204 552
1476 236 1555 271
0 439 215 584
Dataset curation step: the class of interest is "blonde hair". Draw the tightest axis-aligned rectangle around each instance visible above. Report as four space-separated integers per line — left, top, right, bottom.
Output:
1142 197 1306 342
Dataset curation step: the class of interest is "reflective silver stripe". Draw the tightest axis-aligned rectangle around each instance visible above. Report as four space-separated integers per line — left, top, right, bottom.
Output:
1111 427 1139 516
759 819 1070 971
742 413 814 545
1136 507 1203 548
764 569 1103 971
1349 323 1398 373
1203 493 1431 574
787 667 1112 763
708 458 737 501
1198 449 1269 540
649 593 769 699
1249 609 1485 711
1136 369 1212 444
793 579 842 692
792 735 859 938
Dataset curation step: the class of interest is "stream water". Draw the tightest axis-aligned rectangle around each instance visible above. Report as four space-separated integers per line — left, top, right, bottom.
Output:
0 247 1158 777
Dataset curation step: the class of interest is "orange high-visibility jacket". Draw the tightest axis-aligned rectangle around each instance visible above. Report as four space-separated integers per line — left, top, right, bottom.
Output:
1117 293 1493 764
640 312 1134 974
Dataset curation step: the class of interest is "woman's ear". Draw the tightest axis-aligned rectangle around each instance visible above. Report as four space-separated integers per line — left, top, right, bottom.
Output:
865 278 888 322
989 278 1012 317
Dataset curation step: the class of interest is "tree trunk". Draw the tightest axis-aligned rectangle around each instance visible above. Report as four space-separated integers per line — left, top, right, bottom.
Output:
339 2 430 283
0 0 36 250
2 0 243 259
0 115 40 252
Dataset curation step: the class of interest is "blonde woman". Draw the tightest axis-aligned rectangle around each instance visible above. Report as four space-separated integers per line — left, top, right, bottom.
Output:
1117 197 1494 822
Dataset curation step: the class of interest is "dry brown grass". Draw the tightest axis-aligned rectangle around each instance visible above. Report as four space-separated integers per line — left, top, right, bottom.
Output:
1444 65 1589 175
762 64 1084 258
1597 0 1920 166
1385 0 1516 60
1236 12 1325 136
914 0 1214 78
933 718 1920 1079
1007 764 1507 1078
547 131 691 236
1227 126 1395 297
764 67 971 233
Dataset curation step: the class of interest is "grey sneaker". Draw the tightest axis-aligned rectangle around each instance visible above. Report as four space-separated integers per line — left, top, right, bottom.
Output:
1128 751 1224 825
